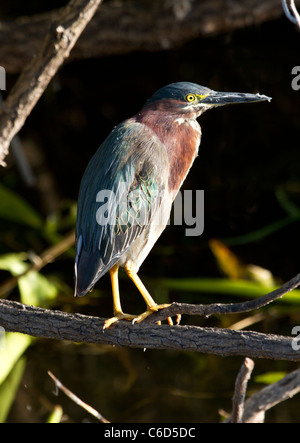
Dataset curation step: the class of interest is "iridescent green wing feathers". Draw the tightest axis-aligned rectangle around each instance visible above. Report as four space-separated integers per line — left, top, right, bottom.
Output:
75 121 168 295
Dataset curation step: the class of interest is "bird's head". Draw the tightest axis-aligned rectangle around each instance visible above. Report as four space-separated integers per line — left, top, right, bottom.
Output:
146 82 271 118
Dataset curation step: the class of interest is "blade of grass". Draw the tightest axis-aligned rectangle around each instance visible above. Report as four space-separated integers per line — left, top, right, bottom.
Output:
222 217 297 246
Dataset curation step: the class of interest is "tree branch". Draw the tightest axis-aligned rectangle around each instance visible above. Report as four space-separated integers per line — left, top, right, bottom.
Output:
48 371 110 423
225 368 300 423
0 296 299 361
0 274 299 360
231 358 255 423
0 0 103 166
1 0 299 75
144 273 300 323
242 368 300 423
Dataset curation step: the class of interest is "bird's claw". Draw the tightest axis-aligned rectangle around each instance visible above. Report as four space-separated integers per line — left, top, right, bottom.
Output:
132 303 172 324
103 312 138 330
103 304 179 329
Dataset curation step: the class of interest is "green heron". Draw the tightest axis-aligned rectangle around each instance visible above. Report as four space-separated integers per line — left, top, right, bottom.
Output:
75 82 270 328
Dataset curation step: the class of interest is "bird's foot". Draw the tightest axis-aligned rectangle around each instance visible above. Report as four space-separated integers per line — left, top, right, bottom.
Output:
132 303 173 324
103 312 138 330
103 304 180 329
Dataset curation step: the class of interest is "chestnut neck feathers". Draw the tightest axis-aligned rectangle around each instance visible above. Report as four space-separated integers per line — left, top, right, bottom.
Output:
134 99 201 197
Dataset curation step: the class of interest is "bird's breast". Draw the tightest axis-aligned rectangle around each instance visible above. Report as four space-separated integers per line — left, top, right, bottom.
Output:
135 109 201 200
165 117 201 199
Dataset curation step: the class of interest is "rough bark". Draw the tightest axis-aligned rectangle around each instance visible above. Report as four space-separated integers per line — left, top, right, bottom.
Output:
225 368 300 423
0 0 103 166
1 0 298 75
0 298 299 361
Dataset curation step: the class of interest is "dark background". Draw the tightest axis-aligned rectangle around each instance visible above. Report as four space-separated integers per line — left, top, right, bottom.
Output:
0 1 300 423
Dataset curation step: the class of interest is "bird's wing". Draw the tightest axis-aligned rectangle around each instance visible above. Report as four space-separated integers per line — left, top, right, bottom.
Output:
75 120 169 296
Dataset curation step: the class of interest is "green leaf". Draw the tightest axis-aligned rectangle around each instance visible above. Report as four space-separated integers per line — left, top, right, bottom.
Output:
0 357 26 423
276 188 300 218
0 253 29 276
46 406 64 424
254 371 287 385
222 217 297 246
0 184 43 228
18 270 59 307
0 332 32 385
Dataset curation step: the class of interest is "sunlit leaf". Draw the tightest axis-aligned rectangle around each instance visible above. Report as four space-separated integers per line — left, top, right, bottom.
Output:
0 253 29 276
46 406 63 424
209 240 276 288
18 270 59 307
0 333 32 385
0 184 43 228
255 371 287 385
246 264 276 288
0 357 26 423
209 239 246 280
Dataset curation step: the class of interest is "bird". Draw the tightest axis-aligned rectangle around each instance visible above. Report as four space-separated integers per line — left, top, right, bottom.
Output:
75 82 271 328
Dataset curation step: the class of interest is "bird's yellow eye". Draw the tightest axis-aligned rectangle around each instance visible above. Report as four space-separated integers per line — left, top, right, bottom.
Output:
186 94 196 102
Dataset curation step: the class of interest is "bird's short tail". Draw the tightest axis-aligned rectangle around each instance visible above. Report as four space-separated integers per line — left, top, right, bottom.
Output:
74 236 121 296
74 247 103 297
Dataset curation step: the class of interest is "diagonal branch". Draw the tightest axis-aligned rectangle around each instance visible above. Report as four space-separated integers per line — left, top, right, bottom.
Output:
144 273 300 323
225 367 300 423
0 0 103 166
231 358 255 423
48 371 110 423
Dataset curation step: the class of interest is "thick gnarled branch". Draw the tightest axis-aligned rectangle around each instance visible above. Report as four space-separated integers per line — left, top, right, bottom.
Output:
0 274 299 360
1 0 300 75
0 298 299 361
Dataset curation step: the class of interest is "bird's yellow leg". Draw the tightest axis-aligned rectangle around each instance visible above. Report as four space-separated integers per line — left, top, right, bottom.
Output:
124 262 171 324
103 264 137 329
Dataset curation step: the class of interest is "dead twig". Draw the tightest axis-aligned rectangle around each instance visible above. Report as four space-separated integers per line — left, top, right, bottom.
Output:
231 358 255 423
48 371 110 423
225 368 300 423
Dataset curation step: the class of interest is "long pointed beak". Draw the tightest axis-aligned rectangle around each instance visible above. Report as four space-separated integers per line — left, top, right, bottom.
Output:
201 91 272 106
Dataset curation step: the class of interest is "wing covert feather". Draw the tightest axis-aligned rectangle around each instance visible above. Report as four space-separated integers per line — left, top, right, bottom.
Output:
75 120 169 295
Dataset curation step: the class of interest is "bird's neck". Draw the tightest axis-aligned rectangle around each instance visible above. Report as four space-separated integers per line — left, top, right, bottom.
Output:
135 101 201 198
